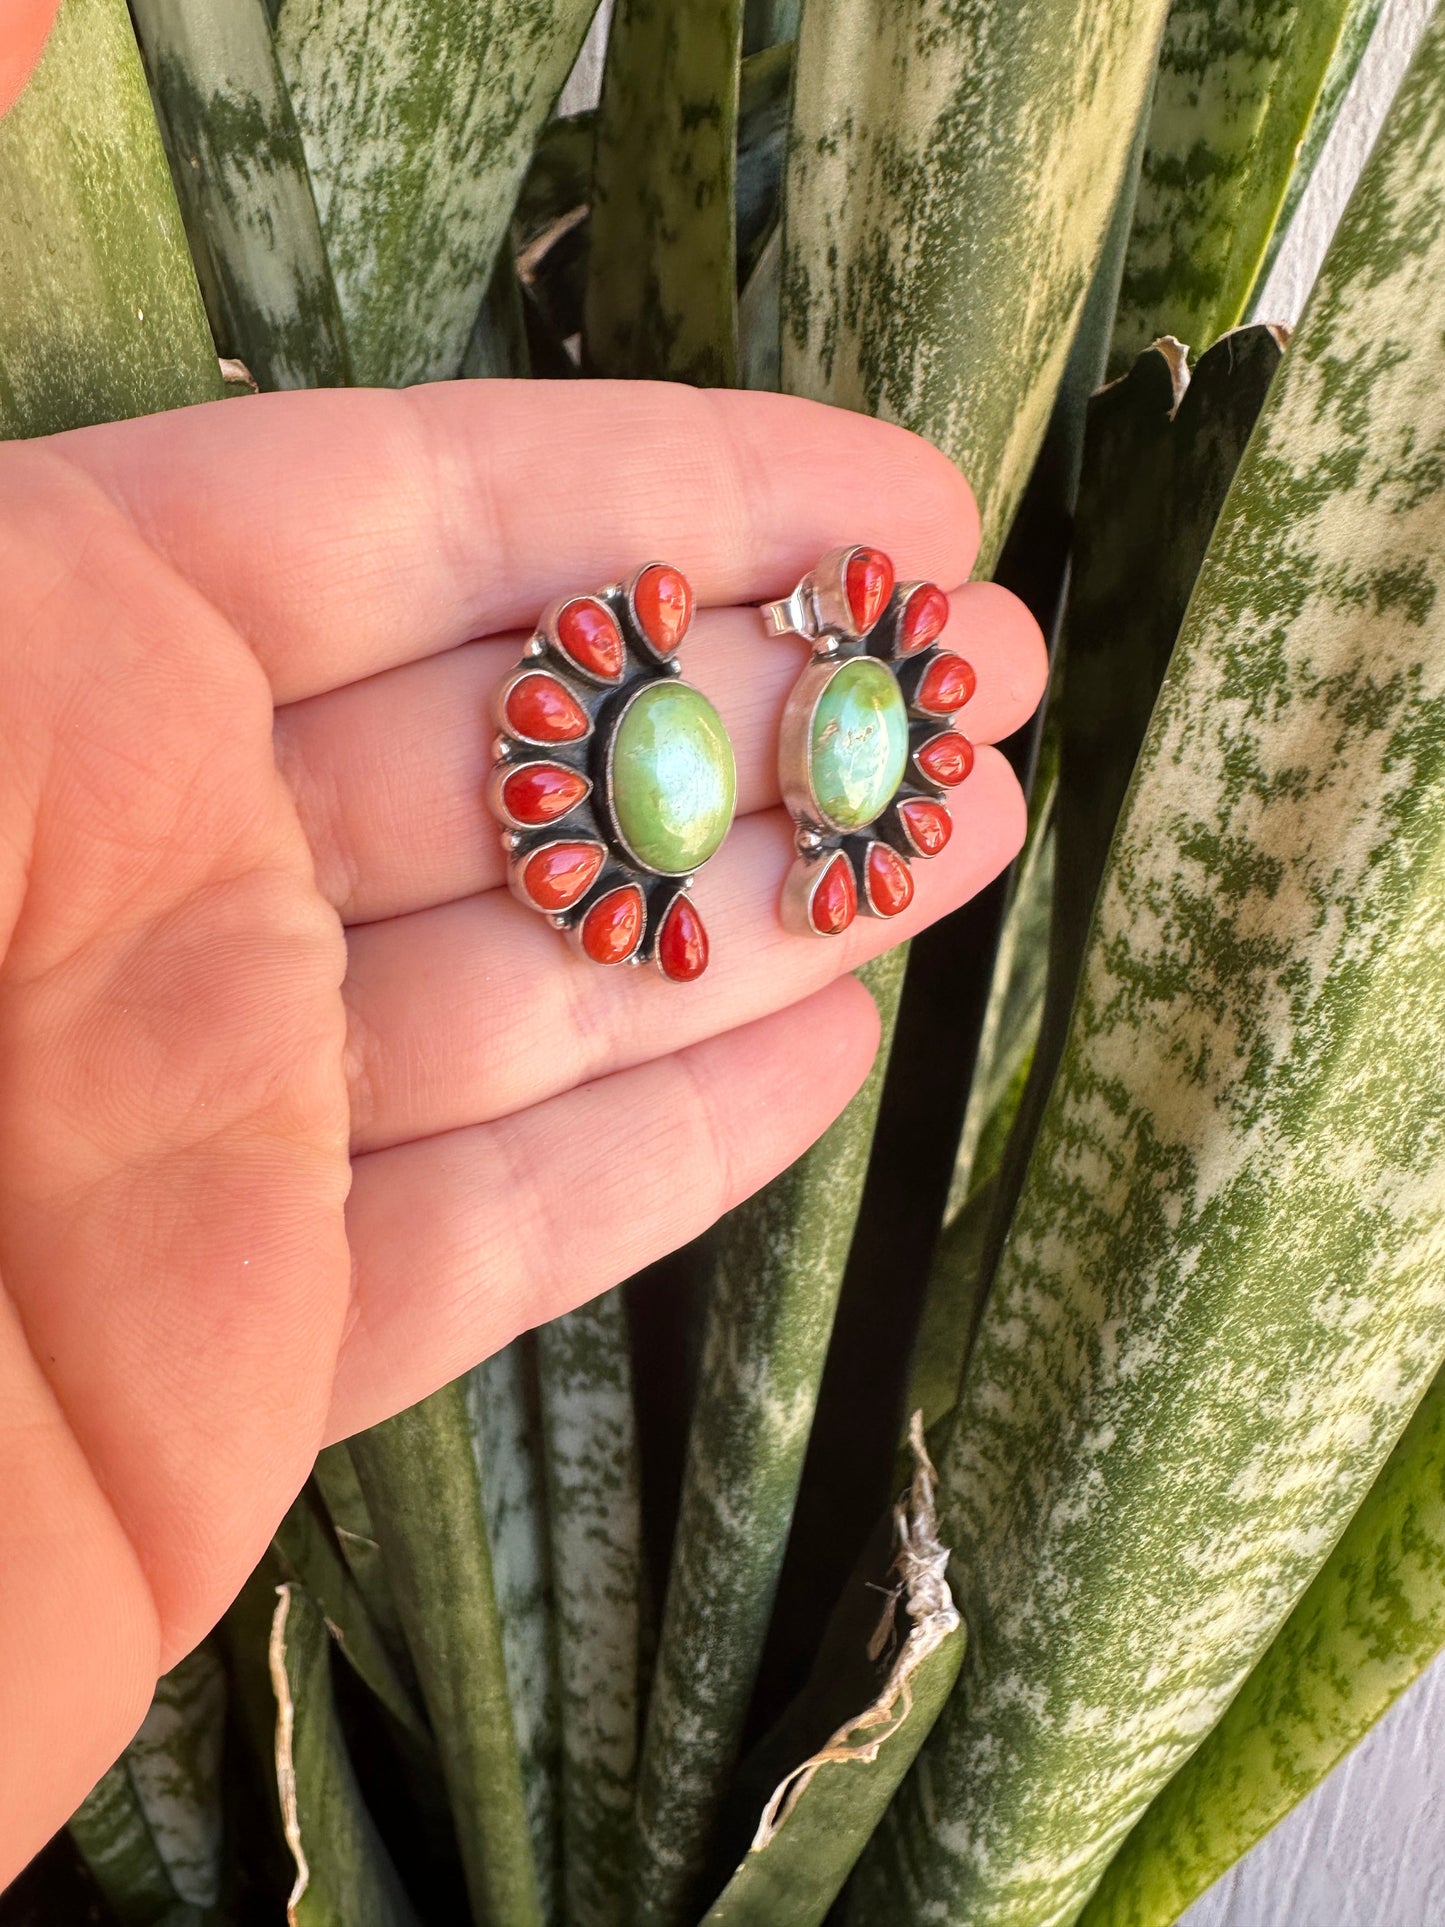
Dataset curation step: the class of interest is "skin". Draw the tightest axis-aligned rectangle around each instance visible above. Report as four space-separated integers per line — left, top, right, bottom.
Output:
0 10 1043 1880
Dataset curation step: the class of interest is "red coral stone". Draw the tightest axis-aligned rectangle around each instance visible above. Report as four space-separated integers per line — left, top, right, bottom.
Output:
899 798 952 858
867 843 914 917
916 731 974 787
504 672 590 744
521 841 605 911
897 584 950 656
845 548 895 632
634 564 694 654
581 884 645 964
501 762 589 825
810 852 858 935
916 651 976 715
556 597 625 679
657 894 709 981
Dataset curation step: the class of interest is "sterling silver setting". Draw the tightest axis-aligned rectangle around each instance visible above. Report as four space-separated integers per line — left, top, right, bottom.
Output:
761 545 976 938
488 563 732 981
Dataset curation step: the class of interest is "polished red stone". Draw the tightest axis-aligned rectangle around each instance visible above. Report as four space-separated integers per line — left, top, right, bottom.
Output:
521 841 605 911
899 798 952 858
916 651 976 715
897 584 950 656
634 564 694 654
581 884 645 964
916 731 974 787
504 672 590 744
810 852 858 935
556 597 625 679
867 842 914 917
845 548 895 633
657 893 708 981
501 762 589 825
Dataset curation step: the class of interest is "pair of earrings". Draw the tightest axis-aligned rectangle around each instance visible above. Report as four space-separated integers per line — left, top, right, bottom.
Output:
488 547 975 982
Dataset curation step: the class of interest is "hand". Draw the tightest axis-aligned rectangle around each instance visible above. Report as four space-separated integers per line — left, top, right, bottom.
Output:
0 0 58 118
0 382 1044 1878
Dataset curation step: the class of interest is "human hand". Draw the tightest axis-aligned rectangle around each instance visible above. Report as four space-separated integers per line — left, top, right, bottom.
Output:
0 0 58 117
0 382 1044 1879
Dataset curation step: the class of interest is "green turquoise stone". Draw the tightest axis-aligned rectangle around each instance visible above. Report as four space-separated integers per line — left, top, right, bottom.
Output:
612 680 736 874
809 657 908 831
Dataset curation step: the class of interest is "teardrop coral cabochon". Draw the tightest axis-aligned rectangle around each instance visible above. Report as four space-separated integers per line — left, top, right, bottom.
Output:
633 564 695 654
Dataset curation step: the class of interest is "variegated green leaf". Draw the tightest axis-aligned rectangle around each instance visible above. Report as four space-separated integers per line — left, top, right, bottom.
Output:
348 1386 546 1927
585 0 744 382
782 0 1172 568
69 1646 225 1925
311 1443 410 1674
848 17 1445 1923
274 0 600 386
0 0 224 439
269 1585 419 1927
127 0 350 391
468 1342 562 1920
738 223 782 392
630 949 907 1927
537 1292 643 1927
703 1425 963 1927
272 1490 428 1742
1111 0 1383 370
1256 0 1388 298
1078 1359 1445 1927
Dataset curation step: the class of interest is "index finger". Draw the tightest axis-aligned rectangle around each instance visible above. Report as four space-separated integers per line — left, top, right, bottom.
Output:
49 380 980 703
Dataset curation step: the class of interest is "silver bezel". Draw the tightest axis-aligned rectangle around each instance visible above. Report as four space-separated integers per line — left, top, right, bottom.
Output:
506 834 608 914
492 663 596 748
781 847 854 939
487 758 595 831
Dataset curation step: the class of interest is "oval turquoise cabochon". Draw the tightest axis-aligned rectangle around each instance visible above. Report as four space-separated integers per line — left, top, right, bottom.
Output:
611 680 737 875
809 657 909 831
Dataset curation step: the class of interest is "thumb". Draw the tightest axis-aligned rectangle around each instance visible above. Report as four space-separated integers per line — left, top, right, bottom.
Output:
0 0 60 119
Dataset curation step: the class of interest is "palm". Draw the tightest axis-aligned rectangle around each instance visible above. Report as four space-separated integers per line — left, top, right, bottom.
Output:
0 381 1043 1880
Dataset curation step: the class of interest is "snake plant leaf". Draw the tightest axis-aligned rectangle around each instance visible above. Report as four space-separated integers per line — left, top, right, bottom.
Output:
782 0 1172 570
585 0 744 382
743 0 799 54
735 41 793 287
310 1444 411 1675
1255 0 1388 299
848 16 1445 1922
272 1490 428 1743
274 0 600 387
126 0 350 391
1110 0 1383 372
467 1343 562 1920
536 1292 644 1927
703 1422 963 1927
515 112 596 257
739 224 782 392
0 0 224 439
68 1646 226 1926
348 1385 546 1927
630 949 907 1927
1077 1360 1445 1927
269 1585 419 1927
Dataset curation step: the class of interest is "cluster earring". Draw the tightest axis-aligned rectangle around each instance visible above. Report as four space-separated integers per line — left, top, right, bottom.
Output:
489 563 735 981
761 546 974 936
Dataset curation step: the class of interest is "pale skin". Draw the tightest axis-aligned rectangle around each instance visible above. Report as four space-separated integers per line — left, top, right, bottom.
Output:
0 6 1046 1892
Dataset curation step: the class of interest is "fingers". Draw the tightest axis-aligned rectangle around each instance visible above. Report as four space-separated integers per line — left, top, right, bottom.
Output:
328 975 881 1438
58 382 980 704
278 588 1045 925
0 0 58 118
343 749 1023 1154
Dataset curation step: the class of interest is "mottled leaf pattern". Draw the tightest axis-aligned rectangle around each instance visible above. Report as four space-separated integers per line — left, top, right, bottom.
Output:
849 19 1445 1924
349 1388 545 1927
0 0 223 439
275 0 599 385
537 1293 643 1927
128 0 350 391
630 951 907 1927
270 1586 419 1927
468 1343 562 1921
1111 0 1377 370
69 1646 225 1924
1078 1361 1445 1927
586 0 744 382
783 0 1173 566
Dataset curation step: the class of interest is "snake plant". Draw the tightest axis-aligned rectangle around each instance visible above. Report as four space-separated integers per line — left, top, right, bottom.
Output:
1 0 1441 1924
